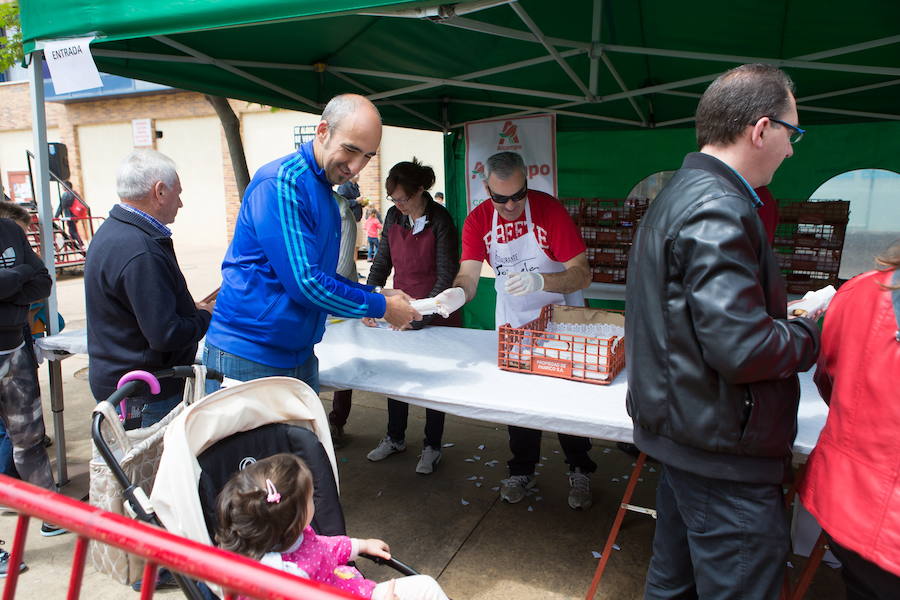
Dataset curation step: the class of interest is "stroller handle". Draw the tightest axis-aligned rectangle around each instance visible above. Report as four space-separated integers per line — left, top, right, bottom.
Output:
359 553 419 577
117 370 161 394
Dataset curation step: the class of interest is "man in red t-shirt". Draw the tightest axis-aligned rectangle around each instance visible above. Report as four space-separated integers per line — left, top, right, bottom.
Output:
453 151 595 510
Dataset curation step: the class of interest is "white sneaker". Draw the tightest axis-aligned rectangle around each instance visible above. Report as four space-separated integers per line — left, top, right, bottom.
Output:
568 468 592 510
499 474 536 503
415 446 442 475
366 437 406 461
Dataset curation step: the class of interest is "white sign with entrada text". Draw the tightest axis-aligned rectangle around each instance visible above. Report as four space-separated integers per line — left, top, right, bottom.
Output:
44 37 102 95
464 114 557 213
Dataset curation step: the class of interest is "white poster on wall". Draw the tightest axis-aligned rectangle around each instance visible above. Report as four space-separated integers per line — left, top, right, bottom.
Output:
464 114 557 213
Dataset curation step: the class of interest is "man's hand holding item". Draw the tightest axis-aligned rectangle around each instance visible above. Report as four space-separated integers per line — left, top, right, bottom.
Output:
787 285 836 322
383 293 422 329
505 271 544 296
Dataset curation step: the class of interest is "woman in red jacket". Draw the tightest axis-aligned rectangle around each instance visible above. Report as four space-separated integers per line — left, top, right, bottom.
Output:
799 241 900 600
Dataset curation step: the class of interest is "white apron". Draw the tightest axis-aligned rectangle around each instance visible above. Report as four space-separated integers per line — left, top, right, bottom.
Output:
490 200 584 328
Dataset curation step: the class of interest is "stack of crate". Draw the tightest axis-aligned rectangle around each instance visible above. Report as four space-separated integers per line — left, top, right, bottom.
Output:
560 198 649 284
774 200 850 294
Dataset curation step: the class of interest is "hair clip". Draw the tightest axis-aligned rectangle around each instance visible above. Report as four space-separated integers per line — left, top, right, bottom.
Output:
265 479 281 504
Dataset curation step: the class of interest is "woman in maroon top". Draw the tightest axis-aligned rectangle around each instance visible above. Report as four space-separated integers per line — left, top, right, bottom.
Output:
363 158 460 474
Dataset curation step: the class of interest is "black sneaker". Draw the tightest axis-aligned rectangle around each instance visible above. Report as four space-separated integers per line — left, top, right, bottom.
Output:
40 522 68 537
330 423 346 450
0 545 27 578
131 567 180 591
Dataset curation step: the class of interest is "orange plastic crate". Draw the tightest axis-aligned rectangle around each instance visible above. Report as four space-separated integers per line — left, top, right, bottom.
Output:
497 305 625 385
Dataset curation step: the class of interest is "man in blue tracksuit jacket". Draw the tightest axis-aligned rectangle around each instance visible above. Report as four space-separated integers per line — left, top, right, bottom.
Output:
205 94 420 390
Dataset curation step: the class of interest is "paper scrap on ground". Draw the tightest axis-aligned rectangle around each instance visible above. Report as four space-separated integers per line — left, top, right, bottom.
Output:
460 499 470 506
592 551 602 559
442 443 455 448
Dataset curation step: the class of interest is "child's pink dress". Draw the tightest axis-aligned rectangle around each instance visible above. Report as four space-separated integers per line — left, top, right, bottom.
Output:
273 526 377 598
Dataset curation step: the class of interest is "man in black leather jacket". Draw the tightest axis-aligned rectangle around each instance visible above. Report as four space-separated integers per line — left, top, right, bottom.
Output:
626 64 821 599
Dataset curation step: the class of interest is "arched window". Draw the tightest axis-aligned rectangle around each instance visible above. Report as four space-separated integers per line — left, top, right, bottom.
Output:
810 169 900 279
627 170 676 202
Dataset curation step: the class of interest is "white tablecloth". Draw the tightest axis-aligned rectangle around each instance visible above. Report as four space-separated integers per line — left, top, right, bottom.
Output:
36 321 828 455
317 320 827 456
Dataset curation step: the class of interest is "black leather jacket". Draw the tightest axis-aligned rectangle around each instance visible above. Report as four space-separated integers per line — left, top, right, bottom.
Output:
625 153 820 484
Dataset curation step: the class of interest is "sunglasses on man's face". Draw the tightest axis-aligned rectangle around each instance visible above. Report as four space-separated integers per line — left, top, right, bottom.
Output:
488 184 528 204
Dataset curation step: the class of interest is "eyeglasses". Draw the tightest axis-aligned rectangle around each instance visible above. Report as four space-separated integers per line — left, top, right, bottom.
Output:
767 117 806 144
488 184 528 204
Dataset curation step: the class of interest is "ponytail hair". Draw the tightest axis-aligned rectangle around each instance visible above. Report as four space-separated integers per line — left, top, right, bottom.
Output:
385 157 436 200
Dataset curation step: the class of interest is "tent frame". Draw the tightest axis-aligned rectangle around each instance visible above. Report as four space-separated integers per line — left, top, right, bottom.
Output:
25 1 900 485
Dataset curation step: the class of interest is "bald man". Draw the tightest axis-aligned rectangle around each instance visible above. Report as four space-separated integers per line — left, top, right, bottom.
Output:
205 94 420 391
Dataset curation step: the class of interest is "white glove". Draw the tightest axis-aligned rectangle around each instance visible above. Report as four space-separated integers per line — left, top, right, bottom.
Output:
505 272 544 296
432 287 467 316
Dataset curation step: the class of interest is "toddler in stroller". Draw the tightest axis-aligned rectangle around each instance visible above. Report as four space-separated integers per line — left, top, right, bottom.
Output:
144 375 441 599
216 453 449 600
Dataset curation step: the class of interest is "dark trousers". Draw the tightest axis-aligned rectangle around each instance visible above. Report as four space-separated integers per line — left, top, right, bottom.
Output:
644 464 789 600
826 534 900 600
329 389 352 428
386 398 444 449
507 425 596 476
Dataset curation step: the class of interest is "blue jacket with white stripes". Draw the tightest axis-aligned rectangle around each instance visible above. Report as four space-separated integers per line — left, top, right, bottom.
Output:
206 142 386 368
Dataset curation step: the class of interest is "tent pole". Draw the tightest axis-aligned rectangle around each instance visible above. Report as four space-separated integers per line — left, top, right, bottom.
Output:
796 105 900 121
510 3 591 98
799 79 900 103
366 49 585 102
329 71 443 129
29 50 68 487
152 36 321 110
448 99 642 128
588 0 602 96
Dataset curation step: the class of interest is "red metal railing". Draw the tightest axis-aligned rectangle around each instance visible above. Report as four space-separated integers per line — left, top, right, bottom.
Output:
0 475 356 600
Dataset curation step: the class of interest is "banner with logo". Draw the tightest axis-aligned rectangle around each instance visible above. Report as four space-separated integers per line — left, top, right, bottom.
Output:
464 114 557 213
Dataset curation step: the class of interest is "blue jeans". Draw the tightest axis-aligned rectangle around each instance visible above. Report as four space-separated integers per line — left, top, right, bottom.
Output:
644 464 789 600
202 343 320 395
367 237 379 261
139 392 183 428
0 419 18 478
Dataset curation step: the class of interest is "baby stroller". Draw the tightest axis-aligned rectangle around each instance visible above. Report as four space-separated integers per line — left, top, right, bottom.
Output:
93 367 416 599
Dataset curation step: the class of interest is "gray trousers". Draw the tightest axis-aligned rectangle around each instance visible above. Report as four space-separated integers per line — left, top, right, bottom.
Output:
0 345 54 491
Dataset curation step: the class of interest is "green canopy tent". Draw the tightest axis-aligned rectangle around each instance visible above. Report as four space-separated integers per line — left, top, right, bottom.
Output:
20 0 900 322
19 0 900 478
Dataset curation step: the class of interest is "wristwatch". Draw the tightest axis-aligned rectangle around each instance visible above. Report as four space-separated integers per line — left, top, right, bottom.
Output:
374 286 384 294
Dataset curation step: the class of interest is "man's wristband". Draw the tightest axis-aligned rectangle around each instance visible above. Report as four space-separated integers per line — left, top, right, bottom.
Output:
373 286 383 294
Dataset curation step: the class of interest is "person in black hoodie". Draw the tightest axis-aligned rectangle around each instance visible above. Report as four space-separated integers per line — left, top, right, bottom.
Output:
0 206 67 537
85 150 213 428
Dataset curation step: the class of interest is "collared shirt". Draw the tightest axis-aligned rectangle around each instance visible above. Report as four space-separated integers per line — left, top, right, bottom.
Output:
726 166 763 208
118 203 172 237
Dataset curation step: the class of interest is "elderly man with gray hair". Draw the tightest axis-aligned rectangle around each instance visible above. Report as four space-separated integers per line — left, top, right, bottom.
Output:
85 149 213 428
